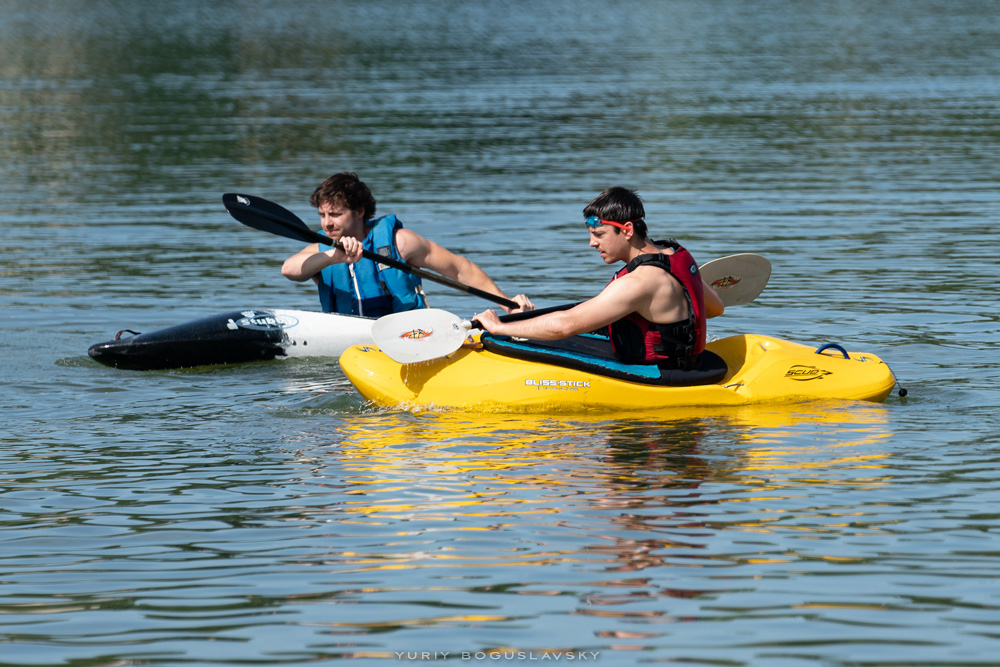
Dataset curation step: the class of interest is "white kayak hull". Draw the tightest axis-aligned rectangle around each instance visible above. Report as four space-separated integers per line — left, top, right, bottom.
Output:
88 309 374 370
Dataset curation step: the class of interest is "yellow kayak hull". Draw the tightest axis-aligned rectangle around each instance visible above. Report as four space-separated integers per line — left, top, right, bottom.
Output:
339 334 897 413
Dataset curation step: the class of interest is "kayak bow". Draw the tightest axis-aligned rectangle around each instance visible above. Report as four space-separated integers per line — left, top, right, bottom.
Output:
89 309 374 370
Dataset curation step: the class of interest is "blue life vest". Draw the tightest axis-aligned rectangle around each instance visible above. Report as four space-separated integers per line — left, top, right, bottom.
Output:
316 215 427 317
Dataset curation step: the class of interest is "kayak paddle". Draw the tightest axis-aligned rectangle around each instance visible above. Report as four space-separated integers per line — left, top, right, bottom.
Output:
699 253 770 308
372 253 771 364
370 301 587 365
371 308 475 365
223 192 519 310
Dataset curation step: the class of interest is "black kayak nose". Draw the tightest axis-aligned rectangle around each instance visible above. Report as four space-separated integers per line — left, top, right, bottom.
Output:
86 310 287 370
88 339 124 366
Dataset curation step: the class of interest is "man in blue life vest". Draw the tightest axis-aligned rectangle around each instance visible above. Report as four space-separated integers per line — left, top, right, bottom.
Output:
474 186 724 367
282 172 533 317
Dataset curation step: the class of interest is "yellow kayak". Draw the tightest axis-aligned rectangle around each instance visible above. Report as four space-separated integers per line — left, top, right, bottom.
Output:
339 332 897 413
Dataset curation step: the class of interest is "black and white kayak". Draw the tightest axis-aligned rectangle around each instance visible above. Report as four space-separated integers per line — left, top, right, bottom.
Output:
88 309 374 370
87 252 771 371
88 193 525 372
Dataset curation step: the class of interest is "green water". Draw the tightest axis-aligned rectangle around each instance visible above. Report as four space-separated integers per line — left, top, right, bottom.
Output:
2 1 999 665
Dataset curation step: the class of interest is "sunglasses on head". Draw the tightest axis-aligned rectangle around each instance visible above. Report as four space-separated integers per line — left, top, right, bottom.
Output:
584 216 638 230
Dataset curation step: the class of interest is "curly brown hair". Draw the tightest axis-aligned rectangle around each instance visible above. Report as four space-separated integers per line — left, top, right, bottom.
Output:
309 172 377 222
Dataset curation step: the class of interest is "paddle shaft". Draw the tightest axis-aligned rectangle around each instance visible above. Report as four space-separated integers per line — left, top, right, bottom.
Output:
471 251 769 326
225 197 519 310
372 252 769 364
477 301 581 328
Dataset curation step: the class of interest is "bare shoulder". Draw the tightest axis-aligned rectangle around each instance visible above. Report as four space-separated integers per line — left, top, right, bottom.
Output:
394 227 424 258
627 263 682 287
397 227 454 267
623 264 684 309
602 268 654 300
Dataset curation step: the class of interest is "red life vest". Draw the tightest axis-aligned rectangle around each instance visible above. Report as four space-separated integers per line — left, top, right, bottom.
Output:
607 240 707 366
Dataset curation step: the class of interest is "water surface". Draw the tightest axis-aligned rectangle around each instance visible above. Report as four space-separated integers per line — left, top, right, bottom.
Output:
2 1 999 665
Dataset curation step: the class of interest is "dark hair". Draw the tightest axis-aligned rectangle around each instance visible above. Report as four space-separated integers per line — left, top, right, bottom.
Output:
583 186 648 238
310 172 377 222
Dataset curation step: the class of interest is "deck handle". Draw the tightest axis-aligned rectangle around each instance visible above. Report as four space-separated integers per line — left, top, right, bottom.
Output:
815 343 850 359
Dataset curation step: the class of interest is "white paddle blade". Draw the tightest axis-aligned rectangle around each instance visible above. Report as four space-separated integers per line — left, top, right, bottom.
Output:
699 253 771 307
370 308 472 364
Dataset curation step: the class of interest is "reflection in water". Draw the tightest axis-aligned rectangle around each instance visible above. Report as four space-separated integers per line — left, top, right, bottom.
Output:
290 403 893 653
0 399 895 661
578 405 894 588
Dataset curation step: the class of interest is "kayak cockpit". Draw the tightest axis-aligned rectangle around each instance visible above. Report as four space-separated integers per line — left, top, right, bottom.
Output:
480 333 729 386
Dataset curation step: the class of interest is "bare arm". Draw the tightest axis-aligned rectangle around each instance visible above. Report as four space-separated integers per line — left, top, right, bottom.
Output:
475 274 648 339
397 228 533 312
477 269 724 338
703 278 725 318
281 238 363 282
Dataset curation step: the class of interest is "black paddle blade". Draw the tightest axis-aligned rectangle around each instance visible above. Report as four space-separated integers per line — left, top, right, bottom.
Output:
223 193 332 246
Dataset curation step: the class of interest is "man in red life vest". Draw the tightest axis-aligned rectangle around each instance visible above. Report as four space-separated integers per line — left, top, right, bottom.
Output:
474 187 724 368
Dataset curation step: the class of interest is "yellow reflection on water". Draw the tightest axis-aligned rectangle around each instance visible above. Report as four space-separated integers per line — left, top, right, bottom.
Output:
324 402 892 508
293 401 894 576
